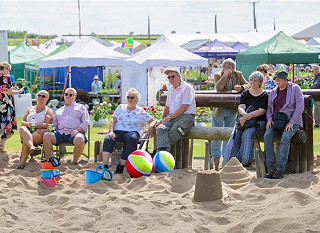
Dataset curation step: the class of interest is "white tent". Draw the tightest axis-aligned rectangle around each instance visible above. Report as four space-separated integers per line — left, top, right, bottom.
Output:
39 37 129 68
121 36 207 105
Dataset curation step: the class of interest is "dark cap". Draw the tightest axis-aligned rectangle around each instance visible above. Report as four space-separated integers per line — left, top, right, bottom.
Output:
274 70 289 80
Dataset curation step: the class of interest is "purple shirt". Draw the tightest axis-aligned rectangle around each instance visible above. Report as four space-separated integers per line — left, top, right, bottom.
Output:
53 101 90 135
267 83 304 127
273 87 287 114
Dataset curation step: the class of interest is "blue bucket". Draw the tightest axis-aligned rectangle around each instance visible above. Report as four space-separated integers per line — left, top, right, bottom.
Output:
41 169 60 179
85 165 105 184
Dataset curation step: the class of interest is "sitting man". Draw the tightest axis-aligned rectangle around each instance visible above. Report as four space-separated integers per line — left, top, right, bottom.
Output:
43 88 90 164
264 70 304 179
156 68 196 152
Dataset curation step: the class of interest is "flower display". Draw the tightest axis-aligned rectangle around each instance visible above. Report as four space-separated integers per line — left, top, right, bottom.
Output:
142 103 163 121
90 101 112 121
293 74 313 89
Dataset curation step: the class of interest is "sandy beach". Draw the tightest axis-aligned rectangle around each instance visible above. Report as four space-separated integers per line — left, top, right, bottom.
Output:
1 151 320 233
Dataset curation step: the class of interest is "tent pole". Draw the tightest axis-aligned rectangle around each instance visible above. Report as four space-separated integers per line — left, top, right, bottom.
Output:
146 68 148 106
69 67 72 88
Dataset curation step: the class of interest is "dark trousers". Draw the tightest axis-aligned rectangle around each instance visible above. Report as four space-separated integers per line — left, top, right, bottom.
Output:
103 130 140 160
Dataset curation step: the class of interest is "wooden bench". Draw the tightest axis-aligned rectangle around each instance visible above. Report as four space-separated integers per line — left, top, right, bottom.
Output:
169 125 310 176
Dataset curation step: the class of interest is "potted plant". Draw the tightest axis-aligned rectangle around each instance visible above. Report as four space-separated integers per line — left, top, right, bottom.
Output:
90 101 112 127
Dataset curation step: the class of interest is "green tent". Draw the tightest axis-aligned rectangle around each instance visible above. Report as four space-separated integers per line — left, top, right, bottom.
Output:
236 31 320 79
25 44 68 68
9 43 46 84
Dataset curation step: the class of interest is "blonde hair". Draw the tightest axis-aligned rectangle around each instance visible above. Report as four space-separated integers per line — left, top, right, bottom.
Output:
126 88 140 102
37 90 49 98
0 62 11 71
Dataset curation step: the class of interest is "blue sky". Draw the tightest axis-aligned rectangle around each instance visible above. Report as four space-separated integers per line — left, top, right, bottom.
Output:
0 0 319 35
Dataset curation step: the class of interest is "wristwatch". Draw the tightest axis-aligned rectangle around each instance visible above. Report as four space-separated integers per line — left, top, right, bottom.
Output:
168 114 172 120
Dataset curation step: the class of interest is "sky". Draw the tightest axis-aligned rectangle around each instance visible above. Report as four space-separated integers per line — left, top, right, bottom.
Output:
0 0 319 36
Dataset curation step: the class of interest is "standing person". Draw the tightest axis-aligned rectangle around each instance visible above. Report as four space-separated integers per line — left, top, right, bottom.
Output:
43 88 90 164
18 90 53 169
310 65 320 128
102 88 156 173
113 75 121 93
256 64 276 90
264 70 304 179
223 71 268 166
156 68 196 152
156 84 168 102
211 58 250 170
0 62 24 152
91 75 103 93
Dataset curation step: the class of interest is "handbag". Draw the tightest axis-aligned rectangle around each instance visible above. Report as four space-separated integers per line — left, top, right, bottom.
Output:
236 105 257 131
273 112 288 131
273 88 288 131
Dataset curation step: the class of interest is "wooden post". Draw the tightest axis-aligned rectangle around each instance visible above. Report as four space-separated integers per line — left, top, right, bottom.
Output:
94 140 101 163
305 107 314 172
175 139 183 169
188 139 194 169
299 143 307 173
182 139 190 169
204 141 210 170
289 143 299 173
170 143 177 167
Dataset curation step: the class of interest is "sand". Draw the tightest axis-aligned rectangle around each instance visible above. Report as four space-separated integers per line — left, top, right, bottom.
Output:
1 151 320 233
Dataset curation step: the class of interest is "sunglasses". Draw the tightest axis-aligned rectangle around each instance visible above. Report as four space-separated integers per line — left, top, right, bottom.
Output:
167 75 177 80
37 94 48 98
126 96 135 100
64 93 74 97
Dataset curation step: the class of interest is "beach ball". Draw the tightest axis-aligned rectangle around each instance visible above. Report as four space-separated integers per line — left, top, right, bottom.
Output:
153 151 175 173
126 150 153 178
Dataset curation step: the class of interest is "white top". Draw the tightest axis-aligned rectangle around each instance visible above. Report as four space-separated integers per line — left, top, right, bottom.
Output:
166 80 197 115
113 79 121 91
26 107 47 124
113 104 152 136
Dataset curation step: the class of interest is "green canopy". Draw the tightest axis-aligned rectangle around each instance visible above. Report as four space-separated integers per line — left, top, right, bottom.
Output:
9 43 45 80
236 31 320 79
25 44 68 68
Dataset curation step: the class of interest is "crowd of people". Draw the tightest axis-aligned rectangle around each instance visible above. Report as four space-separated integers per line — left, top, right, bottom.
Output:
1 59 320 179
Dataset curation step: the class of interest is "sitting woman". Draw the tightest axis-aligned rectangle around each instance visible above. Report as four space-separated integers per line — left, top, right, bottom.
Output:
18 90 53 169
222 71 268 166
256 64 276 90
102 88 157 173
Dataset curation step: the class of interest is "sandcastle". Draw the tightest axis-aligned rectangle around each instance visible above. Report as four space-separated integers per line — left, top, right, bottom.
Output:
194 170 223 202
220 157 252 190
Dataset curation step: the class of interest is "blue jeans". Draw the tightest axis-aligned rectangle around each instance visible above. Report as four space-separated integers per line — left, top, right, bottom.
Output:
264 124 300 172
223 121 266 166
211 109 237 158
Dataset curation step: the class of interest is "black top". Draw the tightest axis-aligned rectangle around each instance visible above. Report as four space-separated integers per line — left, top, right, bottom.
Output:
239 90 268 122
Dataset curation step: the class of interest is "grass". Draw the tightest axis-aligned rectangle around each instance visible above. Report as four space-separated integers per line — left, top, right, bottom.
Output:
6 117 320 160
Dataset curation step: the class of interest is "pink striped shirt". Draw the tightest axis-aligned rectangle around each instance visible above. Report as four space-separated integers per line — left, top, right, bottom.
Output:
53 101 90 135
166 80 196 115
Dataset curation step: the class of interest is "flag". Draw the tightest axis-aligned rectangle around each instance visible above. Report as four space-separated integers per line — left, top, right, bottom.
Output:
121 37 134 54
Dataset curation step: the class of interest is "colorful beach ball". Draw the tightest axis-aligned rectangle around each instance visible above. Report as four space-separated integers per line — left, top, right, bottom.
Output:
153 151 175 173
126 150 153 178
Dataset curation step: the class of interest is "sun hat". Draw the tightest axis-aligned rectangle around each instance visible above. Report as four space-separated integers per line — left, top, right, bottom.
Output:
164 68 181 75
93 75 99 80
274 70 289 80
312 65 320 71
